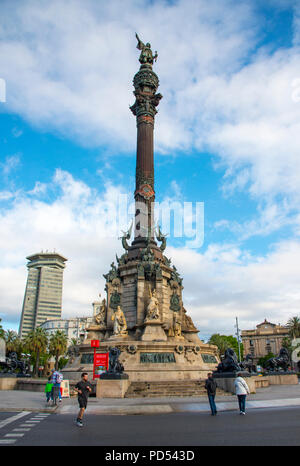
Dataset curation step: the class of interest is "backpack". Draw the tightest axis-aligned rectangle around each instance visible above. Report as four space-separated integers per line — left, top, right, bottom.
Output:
56 373 63 384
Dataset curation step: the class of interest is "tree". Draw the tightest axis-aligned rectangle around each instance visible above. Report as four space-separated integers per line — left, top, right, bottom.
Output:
286 316 300 339
4 330 23 356
208 334 243 360
24 328 48 376
258 352 275 369
208 334 229 357
49 330 68 371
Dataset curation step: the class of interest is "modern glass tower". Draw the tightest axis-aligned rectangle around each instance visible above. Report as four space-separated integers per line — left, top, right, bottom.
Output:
19 252 67 339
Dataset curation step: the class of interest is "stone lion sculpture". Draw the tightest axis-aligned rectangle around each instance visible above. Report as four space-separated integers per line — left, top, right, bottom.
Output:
264 347 290 372
216 348 241 373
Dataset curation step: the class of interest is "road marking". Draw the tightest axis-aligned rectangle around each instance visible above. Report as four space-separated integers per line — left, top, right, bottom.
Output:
5 433 25 437
12 428 31 432
0 439 16 444
0 411 31 430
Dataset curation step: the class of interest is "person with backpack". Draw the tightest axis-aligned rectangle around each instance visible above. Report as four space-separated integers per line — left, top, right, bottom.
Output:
205 372 218 416
234 372 250 415
50 368 63 403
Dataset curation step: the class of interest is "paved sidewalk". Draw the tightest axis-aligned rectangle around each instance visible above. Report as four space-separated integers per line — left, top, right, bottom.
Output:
0 383 299 415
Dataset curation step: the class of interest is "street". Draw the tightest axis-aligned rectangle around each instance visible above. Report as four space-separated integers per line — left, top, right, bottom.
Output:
0 406 300 446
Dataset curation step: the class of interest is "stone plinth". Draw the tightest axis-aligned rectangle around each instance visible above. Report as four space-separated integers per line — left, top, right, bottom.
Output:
213 375 258 394
141 321 167 342
0 376 18 390
264 373 298 385
96 378 130 398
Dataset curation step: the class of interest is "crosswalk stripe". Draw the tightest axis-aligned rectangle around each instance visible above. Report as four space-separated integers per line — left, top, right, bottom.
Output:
0 439 16 444
0 412 31 430
12 428 31 432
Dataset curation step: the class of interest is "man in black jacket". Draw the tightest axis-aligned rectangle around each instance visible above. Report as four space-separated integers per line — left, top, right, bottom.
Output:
205 372 218 416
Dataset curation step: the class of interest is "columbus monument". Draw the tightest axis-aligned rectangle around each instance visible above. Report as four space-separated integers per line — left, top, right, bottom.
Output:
64 35 219 383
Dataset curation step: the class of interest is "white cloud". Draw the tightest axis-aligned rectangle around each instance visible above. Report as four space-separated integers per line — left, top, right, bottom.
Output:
168 240 300 335
0 170 130 328
1 170 300 337
1 154 21 175
0 0 299 239
0 0 257 152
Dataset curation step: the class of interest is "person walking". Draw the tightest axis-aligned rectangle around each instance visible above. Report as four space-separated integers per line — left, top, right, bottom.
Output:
205 372 218 416
45 376 53 404
50 368 63 403
74 372 93 427
234 372 250 415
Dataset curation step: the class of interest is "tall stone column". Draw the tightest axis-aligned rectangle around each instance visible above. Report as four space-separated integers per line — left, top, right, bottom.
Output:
130 38 162 250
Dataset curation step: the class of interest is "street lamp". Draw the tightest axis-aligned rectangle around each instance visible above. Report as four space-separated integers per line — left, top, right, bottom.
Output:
235 316 242 362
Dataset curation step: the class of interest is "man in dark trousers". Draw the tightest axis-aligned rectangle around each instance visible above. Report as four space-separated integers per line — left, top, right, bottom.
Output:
205 372 218 416
74 372 93 427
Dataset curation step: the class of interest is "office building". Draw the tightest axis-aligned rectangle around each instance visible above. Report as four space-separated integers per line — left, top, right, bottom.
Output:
19 252 67 339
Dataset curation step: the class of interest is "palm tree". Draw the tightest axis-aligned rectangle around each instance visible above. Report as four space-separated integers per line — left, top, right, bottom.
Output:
49 330 68 371
5 330 22 356
24 328 48 376
286 316 300 339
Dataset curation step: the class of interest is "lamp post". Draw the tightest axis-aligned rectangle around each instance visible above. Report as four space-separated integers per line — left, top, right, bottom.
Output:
235 317 242 362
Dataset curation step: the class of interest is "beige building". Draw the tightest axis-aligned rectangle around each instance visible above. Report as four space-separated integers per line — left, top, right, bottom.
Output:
242 319 289 363
19 252 67 339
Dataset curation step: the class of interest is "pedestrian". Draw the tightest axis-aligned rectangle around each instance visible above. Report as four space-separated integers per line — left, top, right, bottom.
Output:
74 372 93 427
205 372 218 416
50 368 63 403
45 376 53 404
234 372 250 415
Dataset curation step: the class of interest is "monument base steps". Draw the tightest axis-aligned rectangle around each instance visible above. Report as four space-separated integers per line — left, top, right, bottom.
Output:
124 380 230 398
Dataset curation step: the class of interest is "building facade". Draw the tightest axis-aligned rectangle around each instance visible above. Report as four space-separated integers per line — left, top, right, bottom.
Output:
19 252 67 339
39 316 94 346
241 319 289 363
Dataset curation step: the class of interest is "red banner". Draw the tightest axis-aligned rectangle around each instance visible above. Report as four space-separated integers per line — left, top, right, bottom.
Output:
93 352 109 379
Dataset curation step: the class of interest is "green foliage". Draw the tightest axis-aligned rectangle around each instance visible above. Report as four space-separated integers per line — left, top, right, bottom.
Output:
70 338 78 347
258 352 275 368
58 357 69 370
208 333 243 360
49 330 68 371
23 328 48 376
286 316 300 339
4 330 24 357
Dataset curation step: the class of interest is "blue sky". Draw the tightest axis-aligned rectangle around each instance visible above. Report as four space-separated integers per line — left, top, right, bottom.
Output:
1 0 300 339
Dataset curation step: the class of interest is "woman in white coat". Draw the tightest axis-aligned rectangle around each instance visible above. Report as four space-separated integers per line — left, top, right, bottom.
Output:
234 372 250 415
